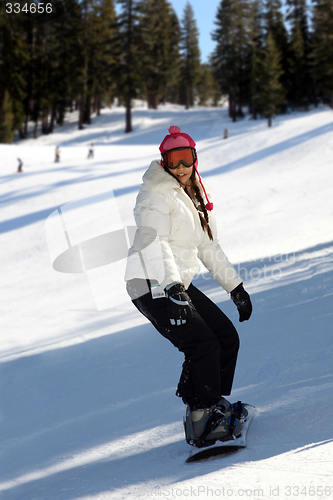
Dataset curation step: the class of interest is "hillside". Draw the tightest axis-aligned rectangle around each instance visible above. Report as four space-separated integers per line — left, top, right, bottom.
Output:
0 104 333 499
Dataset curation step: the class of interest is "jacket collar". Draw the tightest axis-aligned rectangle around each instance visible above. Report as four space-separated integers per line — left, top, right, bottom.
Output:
143 160 180 193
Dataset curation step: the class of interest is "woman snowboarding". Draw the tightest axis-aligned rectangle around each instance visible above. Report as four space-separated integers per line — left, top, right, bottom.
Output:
125 126 252 446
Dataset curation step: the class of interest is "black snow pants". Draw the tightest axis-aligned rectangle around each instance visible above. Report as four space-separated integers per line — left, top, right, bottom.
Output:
127 279 240 410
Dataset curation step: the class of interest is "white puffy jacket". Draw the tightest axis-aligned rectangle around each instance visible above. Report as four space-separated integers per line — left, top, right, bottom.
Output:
124 160 242 293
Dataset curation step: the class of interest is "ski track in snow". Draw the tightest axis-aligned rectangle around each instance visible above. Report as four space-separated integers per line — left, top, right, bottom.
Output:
1 103 333 499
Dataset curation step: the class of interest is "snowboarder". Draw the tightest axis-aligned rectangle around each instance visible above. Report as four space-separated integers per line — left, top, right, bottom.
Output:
17 158 23 173
55 146 60 163
125 126 252 446
87 142 94 159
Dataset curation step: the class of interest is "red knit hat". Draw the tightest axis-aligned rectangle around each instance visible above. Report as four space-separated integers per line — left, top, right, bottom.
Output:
159 125 196 153
159 125 213 211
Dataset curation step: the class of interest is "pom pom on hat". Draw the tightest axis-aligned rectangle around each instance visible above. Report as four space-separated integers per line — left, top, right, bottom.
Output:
168 125 181 134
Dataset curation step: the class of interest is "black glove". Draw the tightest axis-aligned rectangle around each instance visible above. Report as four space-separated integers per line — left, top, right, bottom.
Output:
165 283 194 326
230 283 252 322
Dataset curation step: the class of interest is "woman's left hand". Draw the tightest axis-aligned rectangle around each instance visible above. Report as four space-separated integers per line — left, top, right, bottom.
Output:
230 283 252 322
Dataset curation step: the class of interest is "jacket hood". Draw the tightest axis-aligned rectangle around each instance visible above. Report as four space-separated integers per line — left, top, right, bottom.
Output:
142 160 179 192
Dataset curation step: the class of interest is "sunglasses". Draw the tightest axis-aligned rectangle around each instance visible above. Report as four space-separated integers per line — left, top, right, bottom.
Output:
162 147 197 169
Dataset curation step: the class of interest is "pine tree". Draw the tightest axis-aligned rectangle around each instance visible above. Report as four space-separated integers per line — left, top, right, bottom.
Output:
310 0 333 108
286 0 309 45
26 0 83 134
47 0 80 131
197 64 221 106
117 0 142 132
139 0 180 109
0 8 27 140
212 0 251 121
286 0 311 107
162 9 181 104
77 0 91 129
79 0 118 125
91 0 118 115
265 0 288 52
0 90 14 143
179 2 201 109
247 0 265 119
264 0 289 102
254 30 285 126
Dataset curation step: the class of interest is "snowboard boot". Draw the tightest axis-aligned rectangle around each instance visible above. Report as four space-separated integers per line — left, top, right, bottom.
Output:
185 406 234 447
184 402 247 448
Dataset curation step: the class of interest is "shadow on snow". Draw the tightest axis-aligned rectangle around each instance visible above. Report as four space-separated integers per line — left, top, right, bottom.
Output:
1 243 333 498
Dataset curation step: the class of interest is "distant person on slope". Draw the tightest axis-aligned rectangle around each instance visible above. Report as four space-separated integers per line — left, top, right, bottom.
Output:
125 125 252 447
17 158 23 173
87 142 94 159
55 146 60 162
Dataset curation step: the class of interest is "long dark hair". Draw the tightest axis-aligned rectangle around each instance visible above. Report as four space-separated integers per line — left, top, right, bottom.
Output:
165 166 214 241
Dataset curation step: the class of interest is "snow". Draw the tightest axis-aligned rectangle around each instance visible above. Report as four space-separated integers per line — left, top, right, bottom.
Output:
1 104 333 499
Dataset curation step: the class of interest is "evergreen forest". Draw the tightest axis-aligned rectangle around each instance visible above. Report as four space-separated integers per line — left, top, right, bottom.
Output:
0 0 332 142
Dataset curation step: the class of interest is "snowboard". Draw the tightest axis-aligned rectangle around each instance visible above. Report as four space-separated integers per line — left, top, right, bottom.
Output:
184 403 256 463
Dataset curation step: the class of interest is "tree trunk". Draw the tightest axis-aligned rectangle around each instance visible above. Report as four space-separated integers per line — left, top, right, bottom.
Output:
49 101 56 133
97 94 101 116
151 92 157 110
34 118 38 139
42 111 49 134
170 84 178 104
161 85 168 105
185 84 190 110
79 96 84 130
231 93 236 122
83 94 91 124
24 111 29 138
125 91 132 133
79 0 88 130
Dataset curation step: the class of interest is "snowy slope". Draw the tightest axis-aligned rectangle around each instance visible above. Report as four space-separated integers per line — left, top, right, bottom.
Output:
0 104 333 499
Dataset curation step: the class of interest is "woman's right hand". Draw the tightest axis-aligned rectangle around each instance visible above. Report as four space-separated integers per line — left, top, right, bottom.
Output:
165 283 194 326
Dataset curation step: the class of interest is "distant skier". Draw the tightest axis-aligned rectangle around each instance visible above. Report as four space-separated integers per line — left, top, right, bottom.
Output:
17 158 23 173
55 146 60 163
87 142 94 159
125 125 252 447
